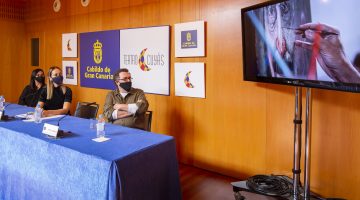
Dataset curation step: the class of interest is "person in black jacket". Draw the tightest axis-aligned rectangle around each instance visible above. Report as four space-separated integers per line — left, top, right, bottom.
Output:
18 68 45 107
38 66 72 117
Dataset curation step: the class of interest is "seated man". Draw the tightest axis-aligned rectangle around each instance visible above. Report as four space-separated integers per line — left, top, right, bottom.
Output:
103 68 149 129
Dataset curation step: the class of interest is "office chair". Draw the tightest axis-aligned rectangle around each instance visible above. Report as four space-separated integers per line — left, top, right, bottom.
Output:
144 110 153 132
74 102 99 119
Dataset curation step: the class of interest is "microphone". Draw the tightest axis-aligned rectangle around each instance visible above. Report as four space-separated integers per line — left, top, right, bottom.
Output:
57 114 68 127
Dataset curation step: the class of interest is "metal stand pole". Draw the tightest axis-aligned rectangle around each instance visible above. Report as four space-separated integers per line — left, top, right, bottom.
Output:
293 87 302 199
304 88 312 199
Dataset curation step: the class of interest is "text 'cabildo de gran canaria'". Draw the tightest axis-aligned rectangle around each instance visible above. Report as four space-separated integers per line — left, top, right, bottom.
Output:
85 66 113 80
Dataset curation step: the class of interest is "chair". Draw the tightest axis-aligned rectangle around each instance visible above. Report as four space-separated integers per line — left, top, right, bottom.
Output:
74 102 99 119
143 110 153 132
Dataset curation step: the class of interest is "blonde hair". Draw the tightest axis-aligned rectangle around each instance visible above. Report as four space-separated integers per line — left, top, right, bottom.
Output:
47 66 66 100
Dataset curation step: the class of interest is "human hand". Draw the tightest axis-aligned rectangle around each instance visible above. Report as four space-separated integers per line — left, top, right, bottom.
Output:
113 103 127 111
295 23 360 83
295 23 342 79
117 110 132 119
41 109 47 117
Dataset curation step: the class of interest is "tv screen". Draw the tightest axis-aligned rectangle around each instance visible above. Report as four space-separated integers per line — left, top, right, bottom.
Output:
241 0 360 93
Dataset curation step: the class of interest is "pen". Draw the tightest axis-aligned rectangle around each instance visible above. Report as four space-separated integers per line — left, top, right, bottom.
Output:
282 27 338 37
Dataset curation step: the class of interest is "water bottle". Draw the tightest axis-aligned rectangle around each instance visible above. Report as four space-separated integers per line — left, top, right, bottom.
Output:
96 114 105 138
0 95 4 119
34 104 42 123
0 95 5 111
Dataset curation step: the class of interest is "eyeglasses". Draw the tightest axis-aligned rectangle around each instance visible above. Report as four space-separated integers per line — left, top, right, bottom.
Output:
118 77 133 81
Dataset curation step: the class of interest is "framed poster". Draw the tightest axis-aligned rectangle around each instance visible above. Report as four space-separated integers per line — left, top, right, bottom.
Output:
120 26 170 95
62 60 77 85
79 30 120 90
175 62 205 98
62 33 77 57
175 21 205 57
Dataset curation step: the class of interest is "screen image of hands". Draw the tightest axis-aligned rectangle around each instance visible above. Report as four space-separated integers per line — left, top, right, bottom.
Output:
295 22 360 83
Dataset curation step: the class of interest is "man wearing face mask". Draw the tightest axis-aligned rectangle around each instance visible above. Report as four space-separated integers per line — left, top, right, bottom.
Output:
18 68 46 107
38 66 72 117
103 68 149 129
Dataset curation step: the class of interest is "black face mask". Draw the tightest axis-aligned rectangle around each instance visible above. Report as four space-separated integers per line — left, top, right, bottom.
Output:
119 82 132 92
52 75 63 85
35 76 45 84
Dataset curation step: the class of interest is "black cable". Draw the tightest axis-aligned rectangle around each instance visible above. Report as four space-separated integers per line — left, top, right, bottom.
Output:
246 175 292 196
246 175 347 200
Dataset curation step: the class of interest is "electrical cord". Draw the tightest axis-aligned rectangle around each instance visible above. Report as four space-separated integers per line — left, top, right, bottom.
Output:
246 175 292 196
246 175 347 200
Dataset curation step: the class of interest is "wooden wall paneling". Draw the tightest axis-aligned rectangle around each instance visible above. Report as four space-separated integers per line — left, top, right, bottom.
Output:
110 0 131 10
170 0 198 165
11 0 360 199
310 89 360 199
0 20 25 102
142 1 160 26
264 85 295 176
153 0 180 141
111 6 130 29
88 0 111 13
128 4 144 28
189 0 268 177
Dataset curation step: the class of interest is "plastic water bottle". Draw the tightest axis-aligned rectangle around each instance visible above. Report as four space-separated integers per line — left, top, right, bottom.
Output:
96 114 105 138
0 95 5 111
0 95 5 119
34 104 42 123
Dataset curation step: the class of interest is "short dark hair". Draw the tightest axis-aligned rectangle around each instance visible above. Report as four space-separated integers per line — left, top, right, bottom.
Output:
113 68 129 83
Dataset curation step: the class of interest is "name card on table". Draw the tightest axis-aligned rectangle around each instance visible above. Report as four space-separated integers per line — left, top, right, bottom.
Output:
42 123 59 137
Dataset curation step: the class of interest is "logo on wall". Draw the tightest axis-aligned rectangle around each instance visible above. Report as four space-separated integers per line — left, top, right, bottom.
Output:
175 21 205 57
138 48 151 71
181 30 197 49
66 66 74 79
175 62 205 98
93 40 103 64
80 30 120 90
120 26 170 95
184 71 194 88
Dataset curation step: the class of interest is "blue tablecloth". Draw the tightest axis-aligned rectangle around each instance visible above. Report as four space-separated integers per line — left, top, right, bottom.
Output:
0 104 181 200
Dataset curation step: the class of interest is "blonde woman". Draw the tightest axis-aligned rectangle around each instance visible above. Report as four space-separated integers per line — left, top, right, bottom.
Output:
38 66 72 117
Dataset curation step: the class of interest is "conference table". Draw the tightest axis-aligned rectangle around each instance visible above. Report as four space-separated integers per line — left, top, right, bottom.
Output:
0 104 181 200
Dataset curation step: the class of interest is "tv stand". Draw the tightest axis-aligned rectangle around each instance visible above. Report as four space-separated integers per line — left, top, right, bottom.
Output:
231 88 311 200
231 88 345 200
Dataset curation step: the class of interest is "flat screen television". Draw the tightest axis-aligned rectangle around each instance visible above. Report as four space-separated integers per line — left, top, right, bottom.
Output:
241 0 360 93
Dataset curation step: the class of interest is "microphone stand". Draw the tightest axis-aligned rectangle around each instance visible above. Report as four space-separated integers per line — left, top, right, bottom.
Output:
57 115 69 137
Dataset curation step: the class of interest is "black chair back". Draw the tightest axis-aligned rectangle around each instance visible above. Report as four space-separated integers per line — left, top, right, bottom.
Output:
74 102 99 119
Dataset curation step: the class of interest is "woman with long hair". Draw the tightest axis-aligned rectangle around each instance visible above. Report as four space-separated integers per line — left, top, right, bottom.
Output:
38 66 72 117
18 68 45 107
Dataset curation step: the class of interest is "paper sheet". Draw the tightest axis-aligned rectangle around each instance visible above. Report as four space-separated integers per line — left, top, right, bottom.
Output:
22 115 64 122
92 137 110 142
